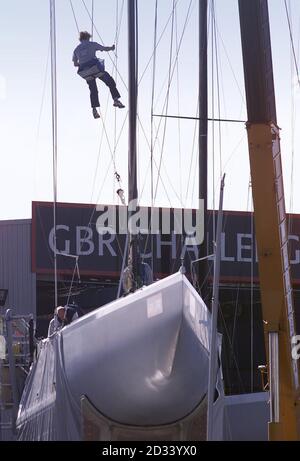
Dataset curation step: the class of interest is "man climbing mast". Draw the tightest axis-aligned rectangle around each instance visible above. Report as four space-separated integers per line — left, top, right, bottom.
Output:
73 31 125 119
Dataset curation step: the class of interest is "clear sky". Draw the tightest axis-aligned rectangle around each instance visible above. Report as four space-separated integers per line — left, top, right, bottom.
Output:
0 0 299 220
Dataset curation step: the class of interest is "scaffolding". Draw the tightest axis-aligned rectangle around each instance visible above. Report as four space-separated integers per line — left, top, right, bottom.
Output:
0 310 34 440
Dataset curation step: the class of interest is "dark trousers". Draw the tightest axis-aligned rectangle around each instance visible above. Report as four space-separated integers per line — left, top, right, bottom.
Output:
87 71 121 108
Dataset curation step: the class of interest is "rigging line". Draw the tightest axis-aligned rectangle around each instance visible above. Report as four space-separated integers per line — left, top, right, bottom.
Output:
50 0 58 308
215 21 245 104
113 0 119 202
185 103 199 206
284 0 300 89
231 284 241 365
67 9 125 301
138 162 184 248
151 0 158 209
210 0 216 242
150 0 197 140
152 0 194 115
138 0 181 86
99 109 121 176
150 0 158 274
91 0 94 39
218 305 247 394
34 36 50 198
213 5 223 178
138 110 187 209
68 101 127 300
175 6 183 204
90 112 128 204
153 0 175 202
114 0 125 45
81 0 127 90
69 0 80 33
66 114 128 303
136 117 183 263
152 114 246 122
153 0 194 202
246 178 254 393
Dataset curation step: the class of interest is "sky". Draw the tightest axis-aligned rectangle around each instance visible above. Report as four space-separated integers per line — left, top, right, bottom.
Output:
0 0 300 220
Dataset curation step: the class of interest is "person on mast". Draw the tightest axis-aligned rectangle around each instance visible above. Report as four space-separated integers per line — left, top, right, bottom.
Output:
73 31 125 119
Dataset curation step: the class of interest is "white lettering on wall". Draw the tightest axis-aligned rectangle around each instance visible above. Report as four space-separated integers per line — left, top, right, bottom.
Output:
99 233 117 257
221 232 235 261
49 225 70 254
289 235 300 265
156 233 177 259
76 226 95 256
237 233 252 262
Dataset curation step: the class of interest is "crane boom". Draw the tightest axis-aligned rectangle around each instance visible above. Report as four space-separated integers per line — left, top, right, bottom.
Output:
238 0 300 440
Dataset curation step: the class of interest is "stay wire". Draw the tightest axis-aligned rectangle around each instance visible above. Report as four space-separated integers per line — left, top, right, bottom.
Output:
153 0 194 202
69 0 80 33
81 0 127 90
284 0 300 89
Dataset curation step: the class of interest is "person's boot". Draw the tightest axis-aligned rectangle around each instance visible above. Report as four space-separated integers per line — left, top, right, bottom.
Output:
113 99 125 109
92 108 100 119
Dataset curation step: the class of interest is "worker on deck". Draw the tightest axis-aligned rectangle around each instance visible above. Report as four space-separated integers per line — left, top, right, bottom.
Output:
48 305 78 337
73 31 125 119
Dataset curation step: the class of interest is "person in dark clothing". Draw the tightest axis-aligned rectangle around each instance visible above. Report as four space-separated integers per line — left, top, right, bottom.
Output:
73 31 125 119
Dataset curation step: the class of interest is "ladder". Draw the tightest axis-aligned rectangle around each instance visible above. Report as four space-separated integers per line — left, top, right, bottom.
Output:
0 309 34 440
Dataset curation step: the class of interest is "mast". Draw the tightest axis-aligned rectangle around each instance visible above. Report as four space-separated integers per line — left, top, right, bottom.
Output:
198 0 208 301
127 0 139 290
206 174 225 441
50 0 58 308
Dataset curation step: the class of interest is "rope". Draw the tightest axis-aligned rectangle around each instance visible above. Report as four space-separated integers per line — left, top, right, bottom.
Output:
185 103 199 207
81 0 127 90
151 0 158 210
212 5 223 179
69 0 80 33
210 0 216 243
175 7 183 204
91 0 94 39
65 0 127 303
284 0 300 89
50 0 58 308
138 0 181 86
153 0 194 203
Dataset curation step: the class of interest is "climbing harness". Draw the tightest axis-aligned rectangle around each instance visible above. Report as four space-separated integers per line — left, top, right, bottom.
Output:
77 57 105 81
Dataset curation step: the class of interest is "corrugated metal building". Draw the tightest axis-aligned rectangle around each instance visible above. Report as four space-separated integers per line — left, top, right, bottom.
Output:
0 220 36 317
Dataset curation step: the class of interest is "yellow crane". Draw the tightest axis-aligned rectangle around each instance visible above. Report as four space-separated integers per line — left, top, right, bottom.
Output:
238 0 300 440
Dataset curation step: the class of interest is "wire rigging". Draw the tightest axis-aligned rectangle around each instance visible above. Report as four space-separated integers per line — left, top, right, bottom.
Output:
284 0 300 89
65 0 126 302
152 0 194 204
91 0 94 39
50 0 58 308
69 0 80 33
81 0 127 90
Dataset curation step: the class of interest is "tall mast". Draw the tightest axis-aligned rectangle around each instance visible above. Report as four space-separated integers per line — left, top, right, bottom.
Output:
198 0 208 300
127 0 139 289
50 0 58 308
